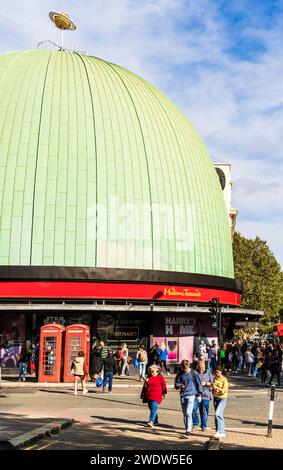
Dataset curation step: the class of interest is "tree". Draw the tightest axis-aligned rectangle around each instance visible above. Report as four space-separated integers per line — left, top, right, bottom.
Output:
233 232 283 332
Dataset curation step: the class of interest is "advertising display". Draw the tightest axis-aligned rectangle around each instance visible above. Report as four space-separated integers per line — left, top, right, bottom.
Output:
153 314 217 363
0 313 26 368
166 338 179 363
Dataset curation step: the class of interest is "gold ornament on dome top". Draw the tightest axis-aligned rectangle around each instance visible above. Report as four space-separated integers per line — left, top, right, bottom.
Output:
49 12 77 31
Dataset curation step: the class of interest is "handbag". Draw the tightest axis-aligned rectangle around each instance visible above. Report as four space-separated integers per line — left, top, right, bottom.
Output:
134 358 139 369
96 376 103 387
140 382 148 403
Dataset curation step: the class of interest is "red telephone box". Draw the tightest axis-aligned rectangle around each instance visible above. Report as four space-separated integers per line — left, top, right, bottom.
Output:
38 324 65 383
63 324 90 382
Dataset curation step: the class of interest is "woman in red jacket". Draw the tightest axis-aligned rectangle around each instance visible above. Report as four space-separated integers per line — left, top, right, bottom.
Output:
142 364 167 427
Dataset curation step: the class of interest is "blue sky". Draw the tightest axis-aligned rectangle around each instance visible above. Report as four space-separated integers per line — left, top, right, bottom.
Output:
0 0 283 268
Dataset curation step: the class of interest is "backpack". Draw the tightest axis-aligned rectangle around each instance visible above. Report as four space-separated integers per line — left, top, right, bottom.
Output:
138 350 147 362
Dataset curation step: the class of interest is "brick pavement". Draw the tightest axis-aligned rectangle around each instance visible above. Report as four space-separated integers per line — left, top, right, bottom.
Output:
221 428 283 450
24 421 212 450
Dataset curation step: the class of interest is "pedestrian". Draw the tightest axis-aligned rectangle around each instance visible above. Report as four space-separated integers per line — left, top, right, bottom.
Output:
219 344 226 366
160 341 171 375
102 349 118 393
192 361 213 431
136 344 148 381
241 339 248 370
235 340 243 371
141 364 167 427
99 340 109 379
252 348 263 378
116 344 125 375
210 340 218 371
212 365 229 438
269 349 281 387
27 343 36 376
18 345 29 381
149 341 162 366
174 359 203 438
225 343 233 371
245 347 254 376
261 351 272 383
71 351 88 395
121 343 130 376
197 341 207 362
89 343 102 382
99 341 109 360
206 344 212 372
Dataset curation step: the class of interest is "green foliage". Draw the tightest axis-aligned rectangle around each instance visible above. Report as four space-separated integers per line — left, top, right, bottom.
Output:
233 232 283 332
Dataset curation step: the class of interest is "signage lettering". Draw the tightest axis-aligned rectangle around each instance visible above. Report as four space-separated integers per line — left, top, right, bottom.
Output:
164 287 201 297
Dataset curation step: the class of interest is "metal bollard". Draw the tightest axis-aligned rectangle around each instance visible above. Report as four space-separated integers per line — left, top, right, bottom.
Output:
267 384 276 437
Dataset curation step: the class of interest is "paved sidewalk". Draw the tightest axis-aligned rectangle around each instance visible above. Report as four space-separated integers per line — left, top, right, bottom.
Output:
220 428 283 450
0 414 73 449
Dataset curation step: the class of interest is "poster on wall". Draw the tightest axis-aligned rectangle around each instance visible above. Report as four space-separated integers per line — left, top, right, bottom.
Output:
166 338 179 363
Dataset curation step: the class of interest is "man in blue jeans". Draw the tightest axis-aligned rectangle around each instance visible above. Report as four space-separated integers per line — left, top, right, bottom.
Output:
102 349 118 393
193 361 214 431
174 359 203 438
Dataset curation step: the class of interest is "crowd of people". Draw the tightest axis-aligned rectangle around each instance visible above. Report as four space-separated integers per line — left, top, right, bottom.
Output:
193 337 283 387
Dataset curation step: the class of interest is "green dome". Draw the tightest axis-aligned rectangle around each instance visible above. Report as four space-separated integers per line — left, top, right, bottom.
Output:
0 50 234 278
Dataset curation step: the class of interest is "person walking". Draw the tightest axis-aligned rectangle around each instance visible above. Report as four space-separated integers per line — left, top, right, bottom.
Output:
99 340 109 379
121 343 130 376
261 351 272 383
212 365 229 438
193 361 213 431
245 347 254 376
219 344 226 366
18 345 29 381
99 341 109 361
27 343 36 376
116 344 125 375
206 345 212 372
269 349 281 387
71 351 88 395
252 347 263 378
89 343 102 382
210 340 218 372
160 342 171 375
136 344 148 381
141 364 167 427
102 349 118 393
149 341 162 366
174 359 203 438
